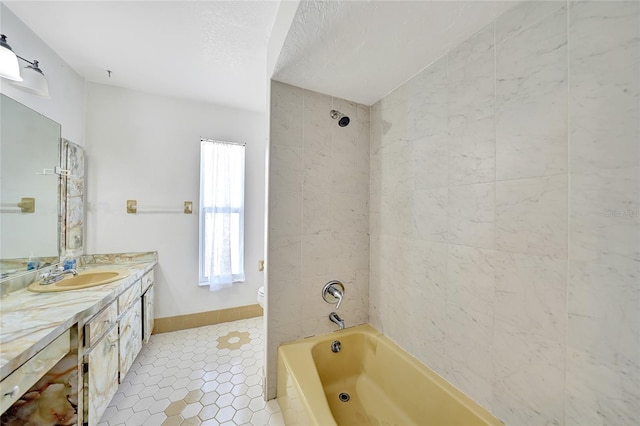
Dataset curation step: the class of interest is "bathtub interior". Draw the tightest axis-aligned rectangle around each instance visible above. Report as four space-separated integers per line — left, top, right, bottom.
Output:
308 327 502 426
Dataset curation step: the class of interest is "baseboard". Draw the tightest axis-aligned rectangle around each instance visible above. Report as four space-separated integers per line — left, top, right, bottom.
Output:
153 304 263 334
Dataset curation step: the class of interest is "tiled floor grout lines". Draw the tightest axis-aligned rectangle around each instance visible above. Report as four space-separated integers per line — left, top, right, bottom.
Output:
98 317 284 426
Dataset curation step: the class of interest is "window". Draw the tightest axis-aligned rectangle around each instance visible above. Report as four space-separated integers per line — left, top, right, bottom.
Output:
199 139 245 290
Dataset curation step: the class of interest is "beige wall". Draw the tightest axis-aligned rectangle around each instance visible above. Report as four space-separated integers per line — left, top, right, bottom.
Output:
266 81 370 398
369 1 639 425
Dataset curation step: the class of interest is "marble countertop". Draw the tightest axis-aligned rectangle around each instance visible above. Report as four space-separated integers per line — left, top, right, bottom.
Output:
0 253 157 381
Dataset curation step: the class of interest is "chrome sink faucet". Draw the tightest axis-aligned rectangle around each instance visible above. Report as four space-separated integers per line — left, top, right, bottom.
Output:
329 312 345 330
41 268 78 285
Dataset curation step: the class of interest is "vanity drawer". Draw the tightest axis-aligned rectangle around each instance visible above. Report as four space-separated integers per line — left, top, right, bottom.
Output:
85 302 117 348
118 281 141 315
0 330 70 414
141 270 154 293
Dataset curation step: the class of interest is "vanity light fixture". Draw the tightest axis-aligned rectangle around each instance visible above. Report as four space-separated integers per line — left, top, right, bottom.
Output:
0 34 22 81
0 34 50 98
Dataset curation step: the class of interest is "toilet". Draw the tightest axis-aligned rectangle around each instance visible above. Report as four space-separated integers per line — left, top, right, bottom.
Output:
257 286 265 308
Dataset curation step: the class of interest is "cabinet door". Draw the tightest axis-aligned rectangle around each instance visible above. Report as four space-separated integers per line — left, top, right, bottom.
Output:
119 300 142 381
84 325 118 426
142 285 155 344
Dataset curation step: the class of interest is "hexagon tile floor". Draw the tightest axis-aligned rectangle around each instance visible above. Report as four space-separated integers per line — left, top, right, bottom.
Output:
98 316 284 426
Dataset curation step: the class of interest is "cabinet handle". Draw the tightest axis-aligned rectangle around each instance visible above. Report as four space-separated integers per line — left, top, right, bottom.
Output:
3 385 19 398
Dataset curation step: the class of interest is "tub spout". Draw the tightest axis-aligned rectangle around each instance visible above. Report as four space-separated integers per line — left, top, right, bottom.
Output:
329 312 345 330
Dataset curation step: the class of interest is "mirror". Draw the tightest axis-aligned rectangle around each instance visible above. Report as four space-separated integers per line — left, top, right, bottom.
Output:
0 94 61 276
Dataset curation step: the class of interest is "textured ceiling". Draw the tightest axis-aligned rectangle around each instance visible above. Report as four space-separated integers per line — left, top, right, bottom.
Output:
5 1 280 112
274 0 519 106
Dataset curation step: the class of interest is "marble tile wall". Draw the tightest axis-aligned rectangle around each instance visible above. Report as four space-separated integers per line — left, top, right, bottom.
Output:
266 81 370 398
370 1 639 424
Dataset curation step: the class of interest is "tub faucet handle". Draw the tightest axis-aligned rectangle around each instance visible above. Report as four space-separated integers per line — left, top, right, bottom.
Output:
322 280 345 310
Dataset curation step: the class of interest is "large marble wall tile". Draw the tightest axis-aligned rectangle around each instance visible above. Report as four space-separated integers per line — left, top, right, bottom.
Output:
414 135 449 191
410 55 448 141
268 235 301 284
496 175 568 258
330 191 369 235
331 135 368 195
567 260 639 372
380 139 414 196
303 91 332 193
492 321 565 425
444 302 494 386
448 25 495 186
413 188 447 242
566 347 640 425
268 190 302 238
441 355 494 411
410 57 449 191
302 191 331 236
410 240 448 371
570 168 640 268
494 251 566 343
569 0 639 173
447 245 495 317
270 81 303 148
270 145 303 193
496 0 566 45
379 189 414 240
496 5 567 181
448 183 495 249
330 231 369 279
300 234 332 279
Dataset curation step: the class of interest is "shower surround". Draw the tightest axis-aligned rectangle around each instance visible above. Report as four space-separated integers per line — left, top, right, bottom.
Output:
267 1 638 424
266 83 370 398
369 1 638 425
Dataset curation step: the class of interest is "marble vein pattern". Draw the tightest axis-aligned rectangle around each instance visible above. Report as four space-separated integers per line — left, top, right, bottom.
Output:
369 1 638 424
87 326 119 426
496 175 568 259
1 350 79 425
566 2 640 422
492 322 565 425
119 301 143 379
448 24 495 187
61 139 85 253
0 253 157 380
447 183 495 249
569 0 639 174
495 5 567 181
494 251 567 343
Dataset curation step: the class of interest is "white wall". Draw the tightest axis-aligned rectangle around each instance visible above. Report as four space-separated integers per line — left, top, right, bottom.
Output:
370 1 639 424
85 83 266 318
0 3 85 145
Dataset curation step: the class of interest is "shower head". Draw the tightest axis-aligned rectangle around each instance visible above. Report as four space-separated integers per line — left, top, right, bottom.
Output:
330 109 350 127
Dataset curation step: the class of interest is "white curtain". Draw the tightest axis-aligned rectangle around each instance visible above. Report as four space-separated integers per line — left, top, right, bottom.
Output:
200 140 245 291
